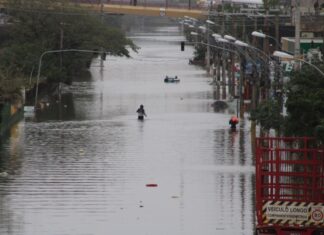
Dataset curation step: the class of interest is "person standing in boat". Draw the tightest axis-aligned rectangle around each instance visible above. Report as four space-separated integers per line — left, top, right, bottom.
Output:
136 104 147 120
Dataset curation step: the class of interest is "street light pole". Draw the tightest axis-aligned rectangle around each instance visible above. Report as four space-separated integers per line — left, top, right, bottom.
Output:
100 0 104 74
251 31 281 50
294 0 301 58
34 49 105 109
205 20 215 73
206 25 211 72
215 38 266 118
190 33 257 117
273 51 324 76
201 42 242 117
228 38 287 119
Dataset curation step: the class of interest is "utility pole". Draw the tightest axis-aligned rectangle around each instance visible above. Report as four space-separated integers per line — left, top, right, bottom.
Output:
60 23 64 68
100 0 104 23
242 16 246 42
59 22 65 102
221 13 226 99
206 25 210 73
251 16 258 111
222 48 226 100
263 10 269 55
216 50 221 100
294 0 301 58
100 0 104 74
230 53 235 98
206 5 211 73
263 2 270 102
275 14 280 51
253 17 258 46
239 54 245 119
233 16 237 40
230 17 238 98
212 51 216 83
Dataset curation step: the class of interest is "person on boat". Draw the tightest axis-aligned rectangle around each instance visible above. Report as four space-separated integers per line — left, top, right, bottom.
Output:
136 104 147 120
229 116 239 130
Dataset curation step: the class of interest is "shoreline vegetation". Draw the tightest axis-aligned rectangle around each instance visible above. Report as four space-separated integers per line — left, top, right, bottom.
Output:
0 0 137 104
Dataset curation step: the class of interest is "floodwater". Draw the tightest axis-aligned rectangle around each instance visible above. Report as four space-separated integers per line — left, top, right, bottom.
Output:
0 23 255 235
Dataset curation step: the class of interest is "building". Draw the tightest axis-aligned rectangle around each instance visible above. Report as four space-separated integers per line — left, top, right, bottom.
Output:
291 0 324 15
281 37 323 55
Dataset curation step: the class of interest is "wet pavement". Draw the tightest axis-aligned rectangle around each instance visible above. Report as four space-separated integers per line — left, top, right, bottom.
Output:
0 23 255 235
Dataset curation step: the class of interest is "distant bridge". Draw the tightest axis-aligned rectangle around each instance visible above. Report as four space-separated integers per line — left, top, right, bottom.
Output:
0 0 207 19
83 3 206 18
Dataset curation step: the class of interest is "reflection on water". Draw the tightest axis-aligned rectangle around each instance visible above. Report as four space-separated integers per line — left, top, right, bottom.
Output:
33 93 76 121
0 22 255 235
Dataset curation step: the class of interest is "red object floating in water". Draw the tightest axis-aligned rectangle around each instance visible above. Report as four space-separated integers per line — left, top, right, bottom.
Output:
146 183 158 187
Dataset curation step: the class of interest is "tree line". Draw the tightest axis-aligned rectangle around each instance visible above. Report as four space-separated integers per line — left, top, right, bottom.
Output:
0 0 137 91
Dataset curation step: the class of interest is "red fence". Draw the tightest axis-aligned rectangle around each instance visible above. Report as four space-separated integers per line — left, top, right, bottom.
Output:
256 137 324 234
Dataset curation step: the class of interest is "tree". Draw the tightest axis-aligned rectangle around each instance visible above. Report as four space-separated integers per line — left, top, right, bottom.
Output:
284 63 324 141
0 0 137 85
250 99 284 134
262 0 279 9
193 43 206 62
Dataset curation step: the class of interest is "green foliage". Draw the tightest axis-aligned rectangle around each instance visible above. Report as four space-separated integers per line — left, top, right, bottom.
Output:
193 44 205 61
249 62 324 141
262 0 280 9
250 99 284 132
284 63 324 141
0 0 137 85
222 3 240 13
315 120 324 144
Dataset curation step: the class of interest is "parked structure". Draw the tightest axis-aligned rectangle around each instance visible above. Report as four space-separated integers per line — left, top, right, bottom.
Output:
255 137 324 235
292 0 324 15
281 37 324 56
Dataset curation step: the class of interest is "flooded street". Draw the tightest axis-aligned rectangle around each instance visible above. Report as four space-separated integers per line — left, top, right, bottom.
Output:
0 23 255 235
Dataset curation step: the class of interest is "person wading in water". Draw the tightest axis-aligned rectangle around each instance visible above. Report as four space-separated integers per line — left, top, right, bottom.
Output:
229 116 239 130
136 104 147 120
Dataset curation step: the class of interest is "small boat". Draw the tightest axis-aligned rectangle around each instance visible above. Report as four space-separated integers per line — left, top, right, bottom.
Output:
164 76 180 83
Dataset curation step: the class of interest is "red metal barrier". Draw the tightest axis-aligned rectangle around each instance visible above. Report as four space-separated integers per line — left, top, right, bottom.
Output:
256 137 324 235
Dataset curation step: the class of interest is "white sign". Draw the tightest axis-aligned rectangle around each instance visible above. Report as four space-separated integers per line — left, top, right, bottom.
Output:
266 205 309 221
310 207 324 223
263 202 324 224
